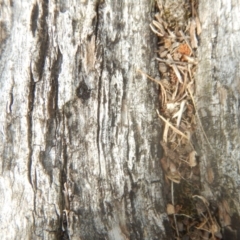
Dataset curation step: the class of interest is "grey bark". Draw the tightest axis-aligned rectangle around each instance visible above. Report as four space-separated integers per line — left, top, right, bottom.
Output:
196 0 240 233
0 0 169 239
2 0 240 239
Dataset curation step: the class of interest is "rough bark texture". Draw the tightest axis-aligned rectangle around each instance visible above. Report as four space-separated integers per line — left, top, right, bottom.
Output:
0 1 170 239
196 0 240 234
2 0 240 239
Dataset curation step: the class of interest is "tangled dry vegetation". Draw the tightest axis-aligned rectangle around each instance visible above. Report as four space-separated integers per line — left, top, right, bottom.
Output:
140 0 232 239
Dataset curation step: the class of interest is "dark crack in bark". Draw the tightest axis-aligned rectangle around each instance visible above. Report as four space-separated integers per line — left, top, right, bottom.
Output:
34 0 49 81
27 68 36 187
30 3 39 37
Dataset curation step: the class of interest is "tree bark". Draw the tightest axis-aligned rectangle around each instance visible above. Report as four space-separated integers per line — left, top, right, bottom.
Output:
0 0 170 239
2 0 240 239
196 0 240 237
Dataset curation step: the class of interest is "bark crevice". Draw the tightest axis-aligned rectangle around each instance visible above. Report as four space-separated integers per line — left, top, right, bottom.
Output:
27 69 36 187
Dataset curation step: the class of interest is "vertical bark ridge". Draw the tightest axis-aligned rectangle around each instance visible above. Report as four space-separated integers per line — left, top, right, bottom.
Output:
196 0 240 237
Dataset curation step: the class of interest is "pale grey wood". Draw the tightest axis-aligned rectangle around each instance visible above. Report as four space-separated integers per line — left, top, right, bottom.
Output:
196 0 240 230
0 0 170 239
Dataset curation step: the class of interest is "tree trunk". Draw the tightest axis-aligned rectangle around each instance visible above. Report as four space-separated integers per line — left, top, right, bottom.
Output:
196 0 240 237
1 0 240 239
0 0 169 239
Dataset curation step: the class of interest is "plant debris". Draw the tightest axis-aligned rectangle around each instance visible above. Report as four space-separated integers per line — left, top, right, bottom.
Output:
139 0 234 239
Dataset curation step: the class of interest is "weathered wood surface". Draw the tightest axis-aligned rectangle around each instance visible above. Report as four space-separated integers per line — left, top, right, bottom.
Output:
0 0 170 239
2 0 240 239
196 0 240 231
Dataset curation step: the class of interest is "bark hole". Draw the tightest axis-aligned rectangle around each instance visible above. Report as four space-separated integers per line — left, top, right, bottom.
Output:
76 81 91 101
